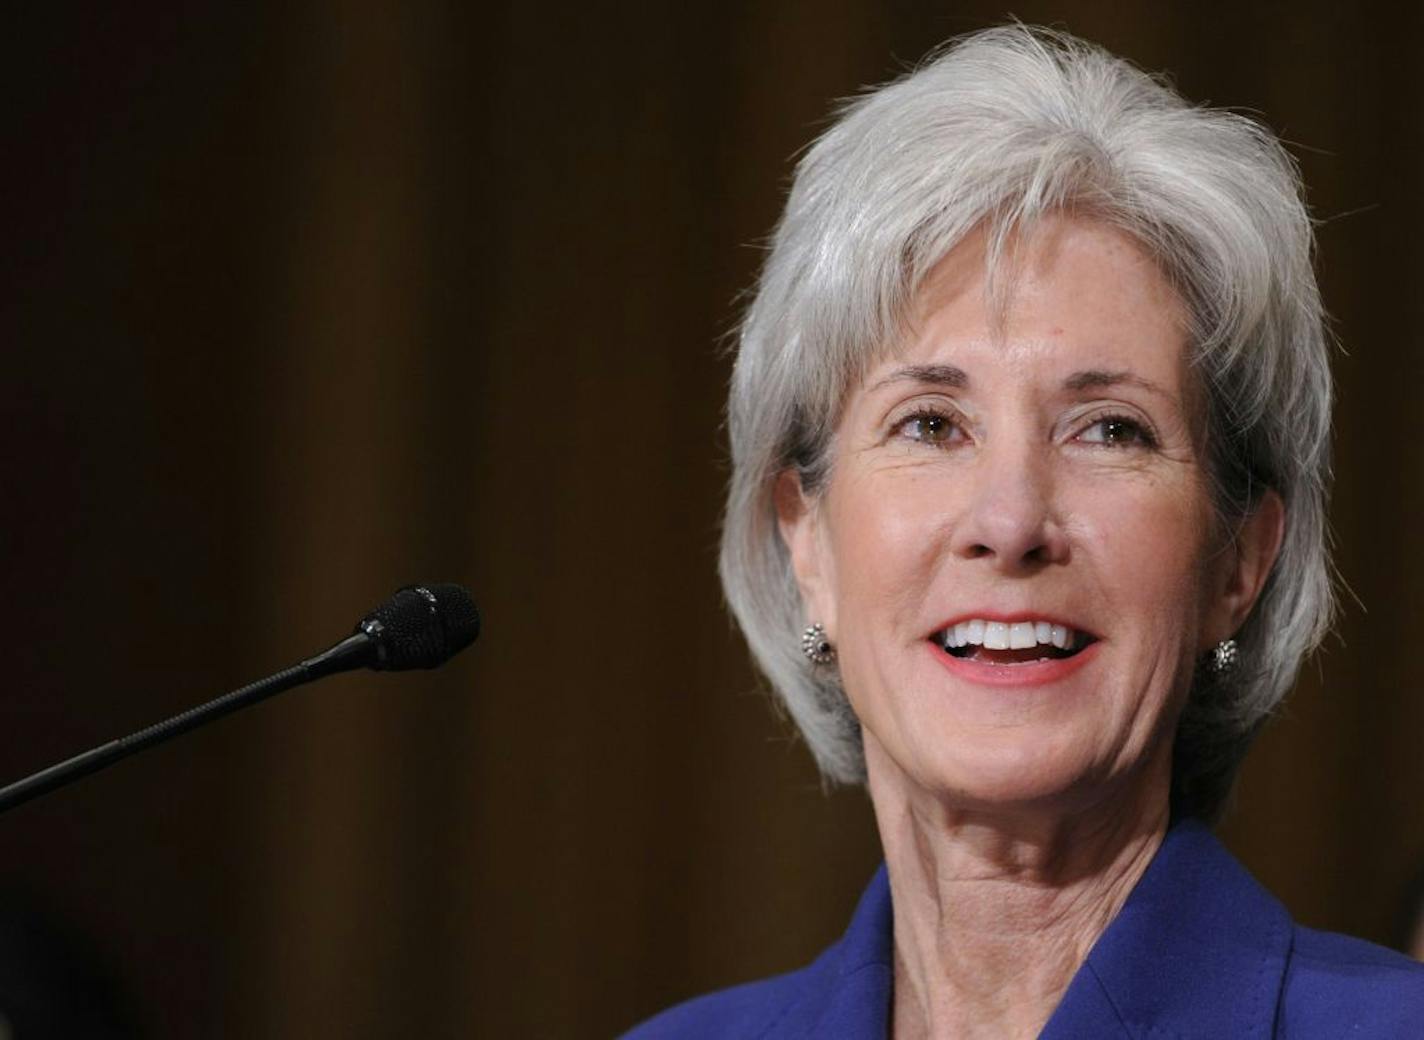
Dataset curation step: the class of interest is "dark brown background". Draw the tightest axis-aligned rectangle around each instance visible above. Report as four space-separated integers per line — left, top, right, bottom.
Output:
4 1 1421 1036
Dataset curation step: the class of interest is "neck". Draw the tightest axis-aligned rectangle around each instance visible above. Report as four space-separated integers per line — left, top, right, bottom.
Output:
867 737 1171 1040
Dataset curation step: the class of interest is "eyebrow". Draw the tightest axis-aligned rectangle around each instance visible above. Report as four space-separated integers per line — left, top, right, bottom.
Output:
868 364 1171 400
867 364 969 393
1062 369 1173 400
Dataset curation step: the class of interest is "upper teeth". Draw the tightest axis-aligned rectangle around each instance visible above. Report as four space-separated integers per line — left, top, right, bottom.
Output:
939 620 1076 651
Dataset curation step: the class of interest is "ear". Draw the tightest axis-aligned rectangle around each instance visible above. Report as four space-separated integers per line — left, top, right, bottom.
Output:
1202 489 1285 649
774 470 837 636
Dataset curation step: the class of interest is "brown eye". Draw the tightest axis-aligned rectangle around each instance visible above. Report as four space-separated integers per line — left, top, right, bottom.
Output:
1079 415 1156 448
898 411 964 446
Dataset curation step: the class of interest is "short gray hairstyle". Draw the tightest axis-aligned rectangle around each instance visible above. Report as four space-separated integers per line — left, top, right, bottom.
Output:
718 25 1333 822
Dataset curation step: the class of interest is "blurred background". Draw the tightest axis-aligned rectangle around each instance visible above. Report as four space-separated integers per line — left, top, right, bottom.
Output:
4 1 1423 1036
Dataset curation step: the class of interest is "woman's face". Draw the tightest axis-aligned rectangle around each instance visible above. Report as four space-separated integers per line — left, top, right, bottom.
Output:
780 216 1281 813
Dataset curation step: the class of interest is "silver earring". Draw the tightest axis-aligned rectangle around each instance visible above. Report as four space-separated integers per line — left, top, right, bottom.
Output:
1209 638 1238 675
801 623 836 665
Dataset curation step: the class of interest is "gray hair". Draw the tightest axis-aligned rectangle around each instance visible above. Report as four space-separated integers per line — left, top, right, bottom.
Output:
717 25 1333 822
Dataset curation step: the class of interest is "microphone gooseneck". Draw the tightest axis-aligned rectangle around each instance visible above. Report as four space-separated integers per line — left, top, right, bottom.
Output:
0 583 480 814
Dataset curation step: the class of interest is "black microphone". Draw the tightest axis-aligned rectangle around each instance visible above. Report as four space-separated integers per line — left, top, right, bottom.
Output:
0 583 480 814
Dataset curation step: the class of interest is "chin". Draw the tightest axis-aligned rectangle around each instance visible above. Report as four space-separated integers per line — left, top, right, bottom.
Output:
889 721 1141 815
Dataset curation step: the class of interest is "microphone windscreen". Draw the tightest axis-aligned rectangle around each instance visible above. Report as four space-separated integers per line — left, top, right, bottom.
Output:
358 584 480 670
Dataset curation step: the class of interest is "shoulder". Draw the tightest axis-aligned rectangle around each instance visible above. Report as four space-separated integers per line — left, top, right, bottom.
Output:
1279 924 1424 1036
617 962 818 1040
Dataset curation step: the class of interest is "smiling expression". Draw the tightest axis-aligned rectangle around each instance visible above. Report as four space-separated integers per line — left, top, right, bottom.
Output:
779 216 1278 814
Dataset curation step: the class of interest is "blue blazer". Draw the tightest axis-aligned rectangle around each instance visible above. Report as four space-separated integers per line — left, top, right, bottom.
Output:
623 820 1424 1037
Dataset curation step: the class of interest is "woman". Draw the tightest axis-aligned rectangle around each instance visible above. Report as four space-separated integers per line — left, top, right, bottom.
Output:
626 25 1424 1038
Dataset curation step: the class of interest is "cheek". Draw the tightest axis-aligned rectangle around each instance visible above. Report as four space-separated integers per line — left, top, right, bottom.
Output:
1071 476 1215 640
824 470 947 630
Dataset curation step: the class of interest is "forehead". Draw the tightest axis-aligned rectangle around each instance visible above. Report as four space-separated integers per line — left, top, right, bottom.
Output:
885 216 1191 385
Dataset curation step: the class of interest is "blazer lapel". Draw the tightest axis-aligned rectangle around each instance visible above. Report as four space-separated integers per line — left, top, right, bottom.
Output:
767 864 894 1038
1042 820 1291 1039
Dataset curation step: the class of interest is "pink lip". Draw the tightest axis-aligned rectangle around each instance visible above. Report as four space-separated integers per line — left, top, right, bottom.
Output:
926 639 1102 688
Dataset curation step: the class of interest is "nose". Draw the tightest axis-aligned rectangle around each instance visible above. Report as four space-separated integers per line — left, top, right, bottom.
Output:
951 441 1069 572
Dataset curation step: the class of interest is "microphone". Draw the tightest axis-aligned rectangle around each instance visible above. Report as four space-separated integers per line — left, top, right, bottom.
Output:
0 583 480 814
304 583 481 676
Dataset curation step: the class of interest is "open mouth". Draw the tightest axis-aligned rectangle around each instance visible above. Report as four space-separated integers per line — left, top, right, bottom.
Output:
931 620 1098 665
